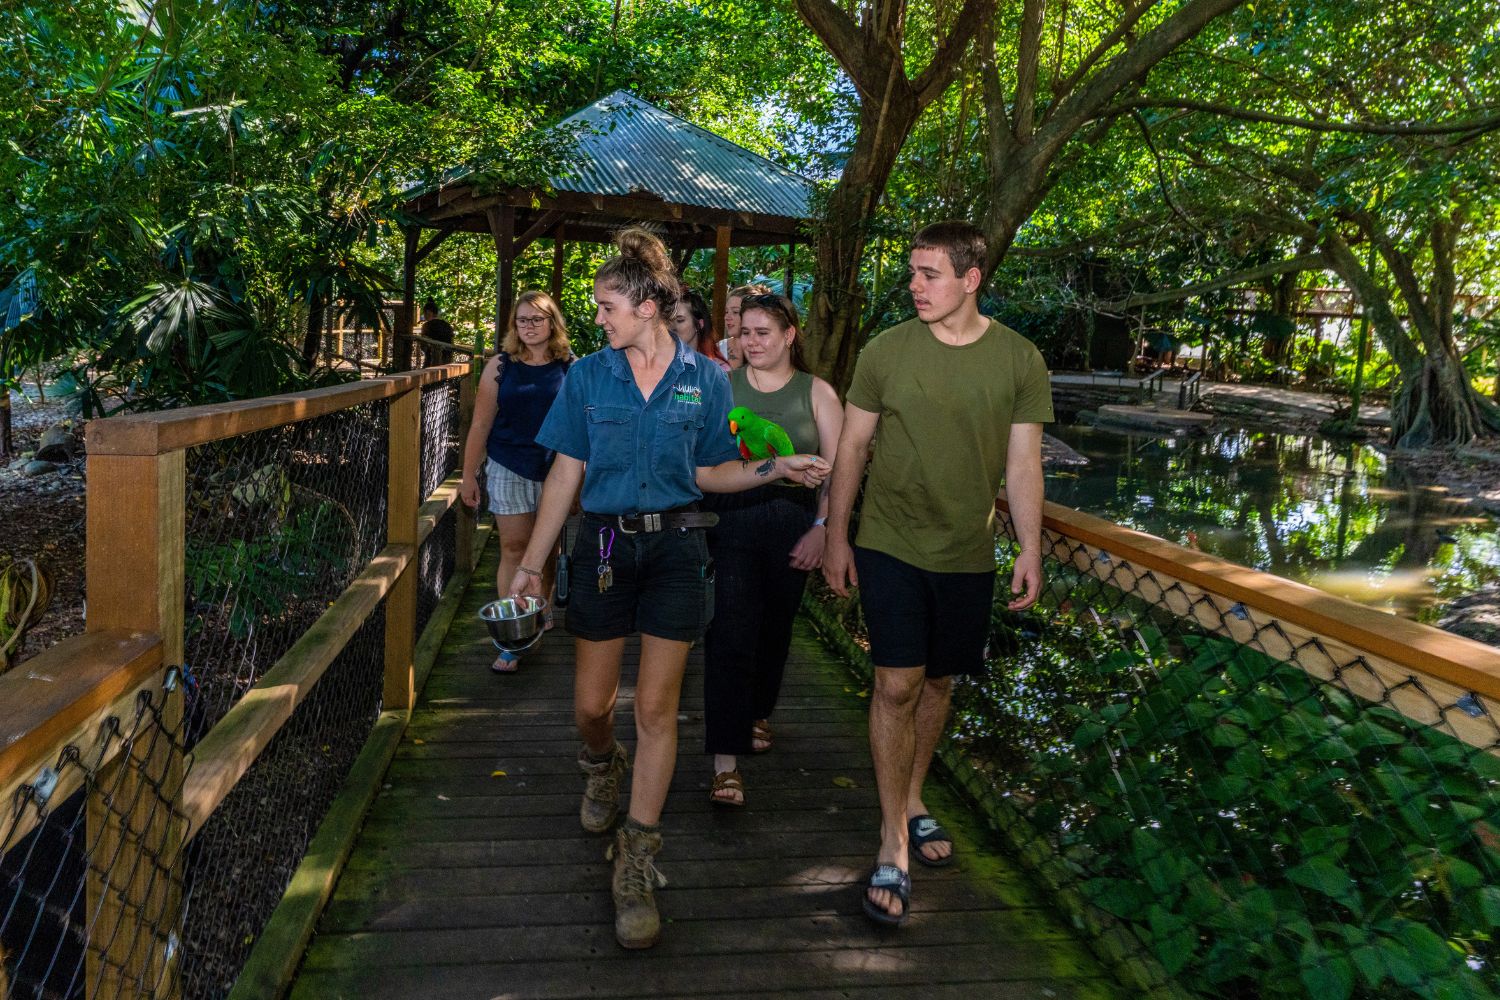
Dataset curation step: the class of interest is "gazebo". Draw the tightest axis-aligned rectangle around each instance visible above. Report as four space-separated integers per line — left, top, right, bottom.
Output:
396 90 815 363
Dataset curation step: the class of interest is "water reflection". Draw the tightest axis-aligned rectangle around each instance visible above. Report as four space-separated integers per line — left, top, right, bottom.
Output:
1045 422 1499 622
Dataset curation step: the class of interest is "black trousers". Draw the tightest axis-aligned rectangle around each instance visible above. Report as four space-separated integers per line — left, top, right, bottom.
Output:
702 488 816 755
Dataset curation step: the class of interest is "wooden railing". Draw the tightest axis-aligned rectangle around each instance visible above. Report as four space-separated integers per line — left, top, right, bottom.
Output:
0 362 481 999
1001 498 1500 747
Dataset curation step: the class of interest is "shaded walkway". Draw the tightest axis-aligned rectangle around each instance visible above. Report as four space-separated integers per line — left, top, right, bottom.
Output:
291 543 1121 999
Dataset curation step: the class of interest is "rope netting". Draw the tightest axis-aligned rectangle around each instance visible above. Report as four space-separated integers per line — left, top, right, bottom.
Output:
1 680 189 1000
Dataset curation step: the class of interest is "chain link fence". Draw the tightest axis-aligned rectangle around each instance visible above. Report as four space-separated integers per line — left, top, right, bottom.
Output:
807 507 1500 999
1 679 188 1000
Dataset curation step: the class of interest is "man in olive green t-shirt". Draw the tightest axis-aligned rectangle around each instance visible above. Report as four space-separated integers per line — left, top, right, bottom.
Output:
822 221 1053 927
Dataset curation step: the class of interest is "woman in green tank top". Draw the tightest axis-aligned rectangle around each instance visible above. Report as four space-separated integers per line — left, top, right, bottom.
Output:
702 293 843 807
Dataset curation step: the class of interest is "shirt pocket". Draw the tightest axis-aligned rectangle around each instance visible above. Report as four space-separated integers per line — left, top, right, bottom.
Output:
585 405 635 471
653 408 707 476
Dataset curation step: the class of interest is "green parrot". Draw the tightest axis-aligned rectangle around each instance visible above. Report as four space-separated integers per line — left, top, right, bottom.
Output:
728 406 794 460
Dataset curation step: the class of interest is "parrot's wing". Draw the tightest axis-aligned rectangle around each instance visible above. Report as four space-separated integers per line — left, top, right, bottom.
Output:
767 425 795 457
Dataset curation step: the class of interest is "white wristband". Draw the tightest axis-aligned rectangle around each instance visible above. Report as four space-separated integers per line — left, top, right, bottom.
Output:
813 517 827 527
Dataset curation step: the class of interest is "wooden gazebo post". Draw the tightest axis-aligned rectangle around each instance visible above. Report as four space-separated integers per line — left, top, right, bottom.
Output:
712 225 732 338
550 224 567 304
488 206 516 355
397 226 418 370
785 242 795 297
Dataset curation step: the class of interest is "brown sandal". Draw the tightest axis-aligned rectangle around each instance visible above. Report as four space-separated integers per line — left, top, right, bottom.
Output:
750 720 772 754
710 769 745 808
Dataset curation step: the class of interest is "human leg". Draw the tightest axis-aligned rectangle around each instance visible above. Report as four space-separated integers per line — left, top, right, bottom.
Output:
575 637 628 832
868 666 924 918
627 633 692 826
907 675 954 864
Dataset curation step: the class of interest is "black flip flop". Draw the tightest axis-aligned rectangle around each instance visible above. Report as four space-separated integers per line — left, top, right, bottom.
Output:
862 864 911 926
908 813 955 868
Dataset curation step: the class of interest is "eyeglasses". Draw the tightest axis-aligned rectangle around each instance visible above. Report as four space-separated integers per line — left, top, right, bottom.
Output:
516 315 549 328
739 293 797 327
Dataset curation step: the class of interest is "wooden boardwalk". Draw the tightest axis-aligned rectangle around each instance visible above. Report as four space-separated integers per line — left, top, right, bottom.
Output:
292 544 1122 1000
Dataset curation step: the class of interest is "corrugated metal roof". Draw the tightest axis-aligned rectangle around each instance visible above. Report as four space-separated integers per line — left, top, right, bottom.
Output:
547 91 813 221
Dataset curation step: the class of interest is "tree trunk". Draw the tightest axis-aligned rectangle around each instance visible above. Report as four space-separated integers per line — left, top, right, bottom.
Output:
803 94 917 391
301 290 325 367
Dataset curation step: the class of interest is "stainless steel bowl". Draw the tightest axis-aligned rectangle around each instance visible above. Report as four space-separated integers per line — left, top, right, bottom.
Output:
479 596 549 653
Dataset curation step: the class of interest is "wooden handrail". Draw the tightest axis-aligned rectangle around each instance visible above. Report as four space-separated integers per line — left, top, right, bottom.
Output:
998 497 1500 703
399 333 478 357
87 364 473 456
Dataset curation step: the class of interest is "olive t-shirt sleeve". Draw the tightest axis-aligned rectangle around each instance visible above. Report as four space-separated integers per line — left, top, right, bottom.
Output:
845 338 885 414
1012 345 1055 424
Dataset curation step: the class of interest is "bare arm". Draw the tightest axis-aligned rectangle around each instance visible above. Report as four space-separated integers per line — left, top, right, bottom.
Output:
695 453 830 493
508 455 585 598
789 377 845 570
820 403 879 597
1003 422 1046 610
459 357 502 509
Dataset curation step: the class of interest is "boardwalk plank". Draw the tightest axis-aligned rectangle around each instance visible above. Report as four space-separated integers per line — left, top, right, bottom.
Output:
292 543 1121 999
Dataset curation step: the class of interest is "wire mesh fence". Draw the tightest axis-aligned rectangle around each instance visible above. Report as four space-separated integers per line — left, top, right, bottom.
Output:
419 376 461 503
806 508 1500 998
179 605 385 999
416 507 457 643
1 678 188 1000
181 400 390 742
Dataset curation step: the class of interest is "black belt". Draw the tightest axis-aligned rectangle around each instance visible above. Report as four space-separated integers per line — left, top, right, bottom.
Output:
586 510 719 533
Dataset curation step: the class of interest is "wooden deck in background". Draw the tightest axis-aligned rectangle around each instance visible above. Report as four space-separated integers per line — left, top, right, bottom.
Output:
291 543 1122 999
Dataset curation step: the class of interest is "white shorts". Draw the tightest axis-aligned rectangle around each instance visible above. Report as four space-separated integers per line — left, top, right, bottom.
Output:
485 459 543 516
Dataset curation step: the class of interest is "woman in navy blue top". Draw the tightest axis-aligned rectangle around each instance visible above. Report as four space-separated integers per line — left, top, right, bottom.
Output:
509 229 828 950
460 290 572 672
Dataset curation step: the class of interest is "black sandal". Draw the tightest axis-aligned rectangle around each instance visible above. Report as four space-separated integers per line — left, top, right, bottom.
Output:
862 864 910 926
908 813 955 868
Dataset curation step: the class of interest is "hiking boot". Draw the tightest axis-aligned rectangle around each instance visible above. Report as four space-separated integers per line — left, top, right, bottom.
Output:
609 822 665 949
577 741 628 833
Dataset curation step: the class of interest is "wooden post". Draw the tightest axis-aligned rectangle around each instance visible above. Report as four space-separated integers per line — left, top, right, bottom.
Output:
712 225 732 339
85 451 187 999
455 372 477 577
550 224 566 305
384 385 420 713
397 227 418 370
488 206 516 356
785 242 795 299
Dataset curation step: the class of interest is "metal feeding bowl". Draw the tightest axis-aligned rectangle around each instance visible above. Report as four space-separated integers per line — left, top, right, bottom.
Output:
479 596 549 653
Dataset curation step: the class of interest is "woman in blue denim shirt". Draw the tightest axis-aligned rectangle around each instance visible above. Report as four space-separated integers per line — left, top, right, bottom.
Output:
508 228 828 951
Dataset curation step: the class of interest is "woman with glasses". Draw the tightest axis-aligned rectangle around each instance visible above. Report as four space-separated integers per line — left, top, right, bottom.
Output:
669 285 730 371
703 293 842 807
460 290 573 672
507 229 829 950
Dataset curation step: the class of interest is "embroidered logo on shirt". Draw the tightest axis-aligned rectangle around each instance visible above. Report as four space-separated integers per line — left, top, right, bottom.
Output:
670 384 703 405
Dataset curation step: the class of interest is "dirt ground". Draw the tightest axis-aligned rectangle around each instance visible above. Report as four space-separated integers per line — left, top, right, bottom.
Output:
2 391 86 665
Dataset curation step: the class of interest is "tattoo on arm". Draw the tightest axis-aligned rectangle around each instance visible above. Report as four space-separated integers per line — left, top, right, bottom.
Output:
754 458 775 478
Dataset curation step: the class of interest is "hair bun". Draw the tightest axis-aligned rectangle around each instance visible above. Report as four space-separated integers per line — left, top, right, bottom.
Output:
616 227 670 270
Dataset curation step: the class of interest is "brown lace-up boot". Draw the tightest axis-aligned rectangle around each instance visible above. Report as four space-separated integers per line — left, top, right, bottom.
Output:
609 820 666 949
577 741 628 833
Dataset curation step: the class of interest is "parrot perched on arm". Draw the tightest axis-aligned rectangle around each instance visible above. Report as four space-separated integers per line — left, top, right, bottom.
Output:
728 406 794 460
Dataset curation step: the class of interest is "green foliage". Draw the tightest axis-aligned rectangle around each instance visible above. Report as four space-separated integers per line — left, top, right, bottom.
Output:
975 612 1500 997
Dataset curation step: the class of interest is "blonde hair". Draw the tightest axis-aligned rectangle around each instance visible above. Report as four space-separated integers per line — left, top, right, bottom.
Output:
501 290 571 361
729 282 772 303
596 227 678 316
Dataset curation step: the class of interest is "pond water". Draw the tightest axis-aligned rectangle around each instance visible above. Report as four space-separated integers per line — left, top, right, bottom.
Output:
1043 421 1500 624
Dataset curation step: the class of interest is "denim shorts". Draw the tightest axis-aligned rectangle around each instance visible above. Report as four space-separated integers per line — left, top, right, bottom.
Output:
485 459 543 516
854 546 995 677
566 514 714 643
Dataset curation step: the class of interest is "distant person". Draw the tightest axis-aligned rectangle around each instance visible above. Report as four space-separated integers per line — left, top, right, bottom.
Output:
670 286 730 371
507 229 829 950
821 221 1052 927
718 283 771 370
460 291 573 672
702 292 842 808
420 299 456 366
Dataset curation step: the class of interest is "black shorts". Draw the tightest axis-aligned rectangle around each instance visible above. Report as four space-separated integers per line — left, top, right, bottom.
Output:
566 515 714 643
854 546 995 677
